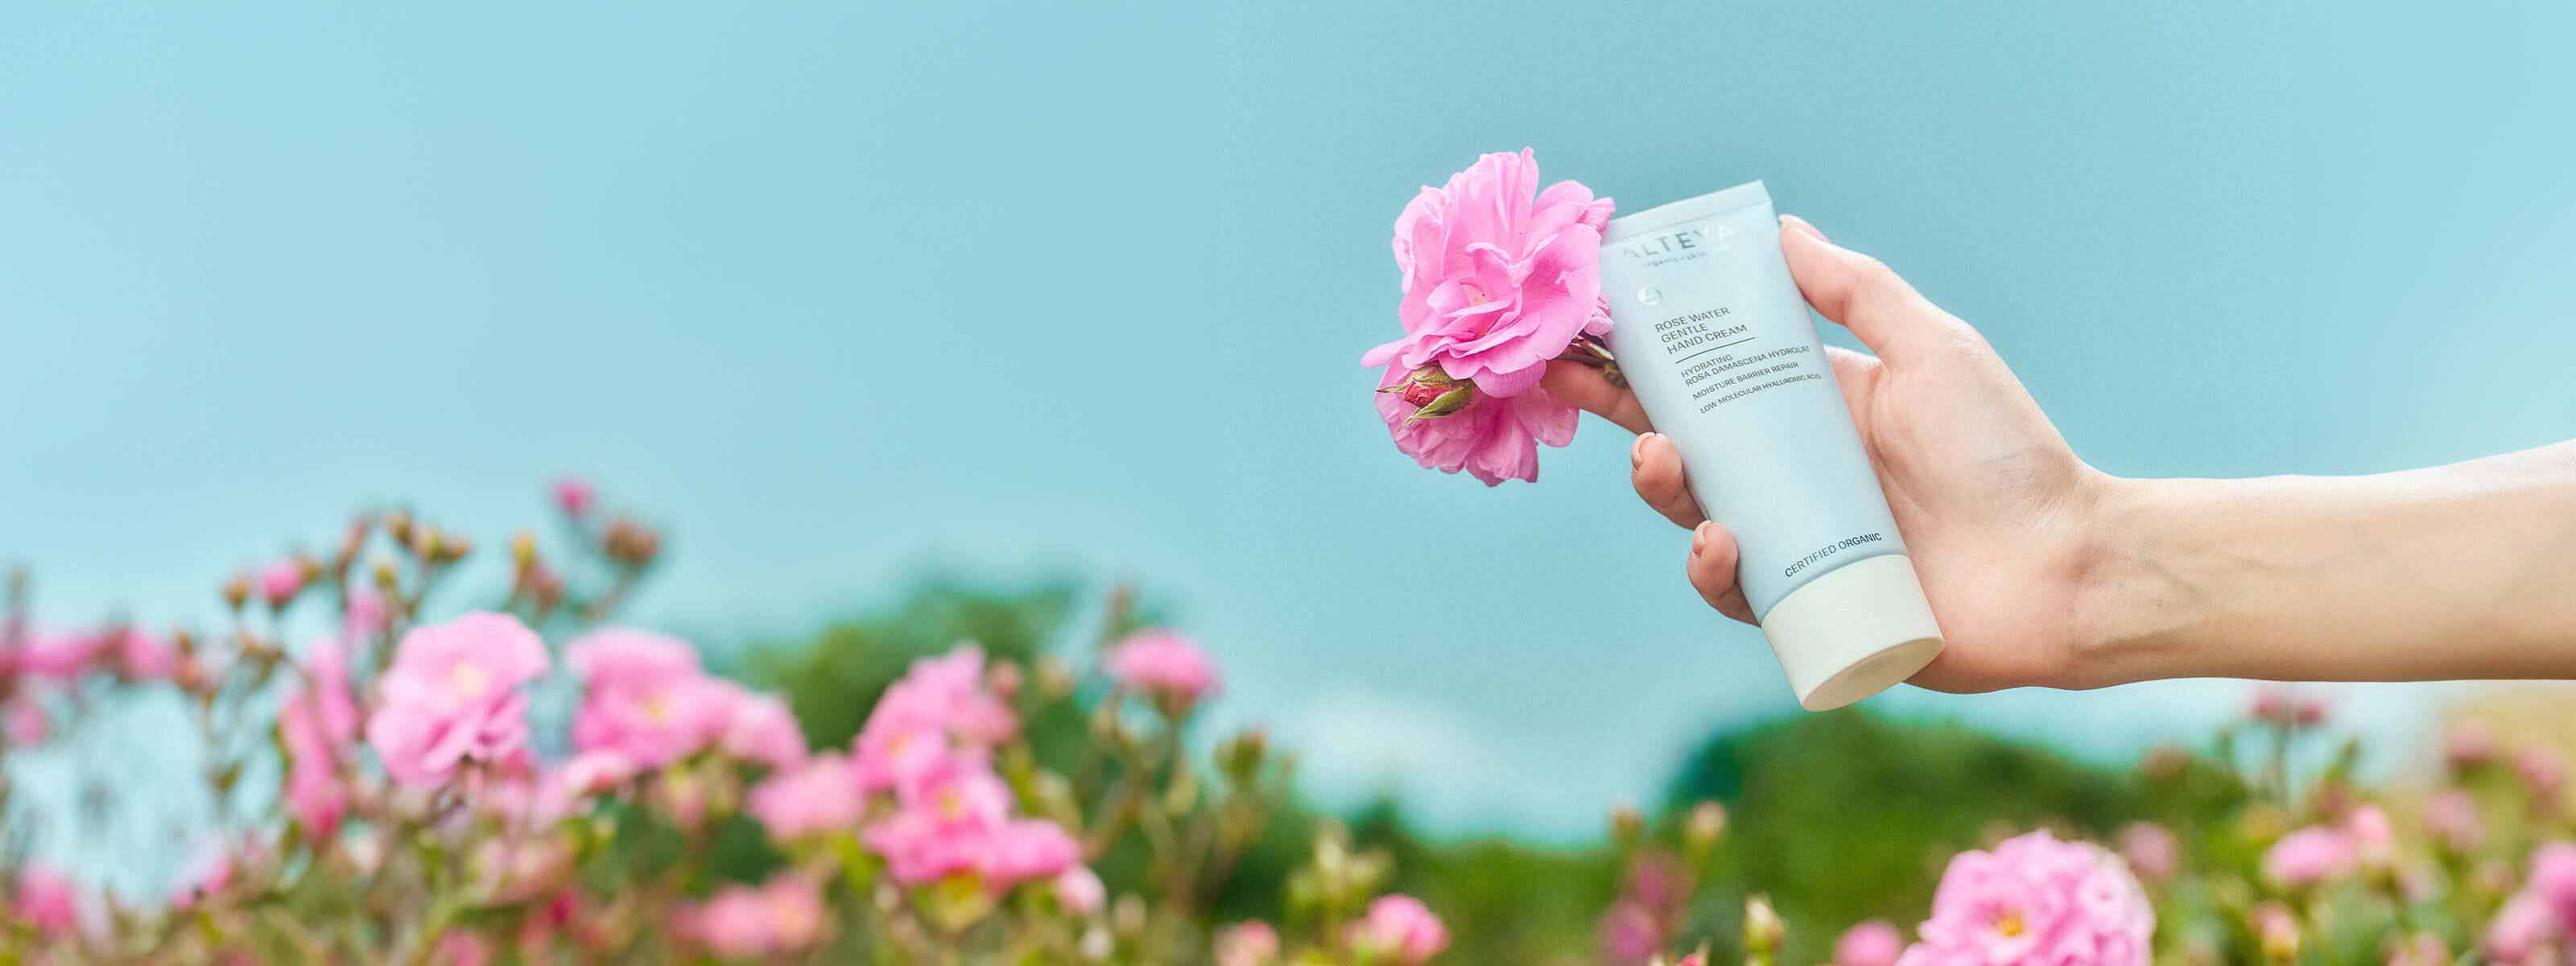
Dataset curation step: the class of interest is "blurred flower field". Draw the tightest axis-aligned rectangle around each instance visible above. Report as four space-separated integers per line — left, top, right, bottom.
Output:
3 484 2574 964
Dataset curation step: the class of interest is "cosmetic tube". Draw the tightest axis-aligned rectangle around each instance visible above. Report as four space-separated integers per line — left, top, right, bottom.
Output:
1599 181 1942 710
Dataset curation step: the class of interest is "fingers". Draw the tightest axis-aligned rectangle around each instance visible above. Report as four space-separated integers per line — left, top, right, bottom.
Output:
1777 214 1938 359
1541 360 1653 434
1686 521 1757 624
1629 432 1704 529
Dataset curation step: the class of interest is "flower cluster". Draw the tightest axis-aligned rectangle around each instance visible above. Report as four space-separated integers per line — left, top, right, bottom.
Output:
0 481 1443 963
1360 148 1617 485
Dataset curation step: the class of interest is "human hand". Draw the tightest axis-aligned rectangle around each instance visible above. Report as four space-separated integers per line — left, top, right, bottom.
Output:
1543 215 2113 693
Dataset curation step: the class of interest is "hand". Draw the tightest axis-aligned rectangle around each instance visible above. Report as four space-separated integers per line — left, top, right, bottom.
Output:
1543 215 2113 693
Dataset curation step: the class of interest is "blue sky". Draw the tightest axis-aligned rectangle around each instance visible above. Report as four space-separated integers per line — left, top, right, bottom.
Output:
6 3 2574 844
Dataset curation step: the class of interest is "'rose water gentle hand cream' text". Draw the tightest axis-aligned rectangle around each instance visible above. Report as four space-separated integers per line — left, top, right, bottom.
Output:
1599 182 1942 710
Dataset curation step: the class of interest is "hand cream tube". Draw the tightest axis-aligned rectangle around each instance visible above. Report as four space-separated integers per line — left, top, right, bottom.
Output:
1599 182 1942 710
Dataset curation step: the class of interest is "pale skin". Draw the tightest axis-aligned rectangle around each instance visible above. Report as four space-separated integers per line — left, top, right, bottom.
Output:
1542 214 2576 693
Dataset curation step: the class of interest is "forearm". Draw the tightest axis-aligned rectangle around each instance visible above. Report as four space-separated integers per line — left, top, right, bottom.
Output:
2074 441 2576 685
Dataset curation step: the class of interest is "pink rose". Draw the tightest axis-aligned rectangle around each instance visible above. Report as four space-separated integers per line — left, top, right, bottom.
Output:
1835 920 1904 966
18 630 102 679
1373 357 1579 487
979 819 1080 886
258 559 304 608
1106 630 1221 708
284 759 347 838
344 590 390 641
2446 723 2497 770
541 749 640 816
1363 149 1612 399
716 686 807 768
2490 892 2558 963
365 613 550 788
552 477 597 518
1596 900 1660 962
2425 790 2484 852
2346 804 2396 869
5 698 46 748
749 753 865 841
2520 747 2567 799
1897 831 2151 966
12 865 80 935
2530 842 2576 929
435 931 492 966
2115 822 2178 882
114 627 177 679
1055 866 1105 916
687 876 825 958
1349 894 1449 964
568 629 729 766
851 646 1016 793
567 628 700 687
2261 826 2356 887
1216 921 1281 966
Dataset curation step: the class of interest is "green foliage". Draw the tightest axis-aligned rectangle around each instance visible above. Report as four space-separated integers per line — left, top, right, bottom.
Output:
1666 709 2159 962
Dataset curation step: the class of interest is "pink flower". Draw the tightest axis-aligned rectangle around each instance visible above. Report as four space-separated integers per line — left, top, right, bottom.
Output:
435 931 492 966
687 876 825 958
2447 723 2497 770
114 628 177 679
2529 842 2576 929
258 559 304 608
716 687 807 768
1350 894 1449 964
2115 823 2178 882
1836 920 1905 966
1373 362 1580 486
552 478 597 517
1896 831 2151 966
2347 805 2396 868
1597 900 1661 963
365 613 550 788
851 646 1016 793
541 749 640 817
567 628 700 687
1362 149 1612 399
5 698 46 747
2425 790 2485 852
1055 865 1105 916
2261 826 2356 887
690 885 770 960
749 753 865 841
2520 747 2567 799
284 759 347 838
18 630 102 679
568 630 729 766
980 819 1081 886
13 865 80 935
1106 630 1221 708
345 590 390 641
284 636 361 751
758 876 827 952
1216 921 1281 966
2490 892 2558 963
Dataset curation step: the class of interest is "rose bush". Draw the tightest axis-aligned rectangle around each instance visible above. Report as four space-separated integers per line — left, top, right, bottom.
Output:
5 485 2575 964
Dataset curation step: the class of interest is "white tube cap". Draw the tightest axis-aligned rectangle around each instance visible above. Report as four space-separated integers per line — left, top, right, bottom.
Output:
1760 555 1945 711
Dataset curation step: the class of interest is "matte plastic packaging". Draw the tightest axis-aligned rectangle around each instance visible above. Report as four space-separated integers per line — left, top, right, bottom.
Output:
1598 181 1943 710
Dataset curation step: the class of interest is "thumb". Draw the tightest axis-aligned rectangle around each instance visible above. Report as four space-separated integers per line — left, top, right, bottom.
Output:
1778 214 1939 358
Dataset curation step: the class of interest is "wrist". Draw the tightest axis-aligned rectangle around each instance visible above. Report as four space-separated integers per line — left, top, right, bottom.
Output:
2059 473 2204 689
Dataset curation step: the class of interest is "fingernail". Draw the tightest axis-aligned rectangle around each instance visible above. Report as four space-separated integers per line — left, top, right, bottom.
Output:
1691 521 1712 556
1631 432 1657 467
1780 214 1828 244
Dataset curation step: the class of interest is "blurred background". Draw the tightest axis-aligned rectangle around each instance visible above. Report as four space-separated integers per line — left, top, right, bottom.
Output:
6 2 2575 959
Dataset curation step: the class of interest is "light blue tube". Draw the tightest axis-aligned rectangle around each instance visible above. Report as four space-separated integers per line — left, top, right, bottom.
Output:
1599 182 1942 709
